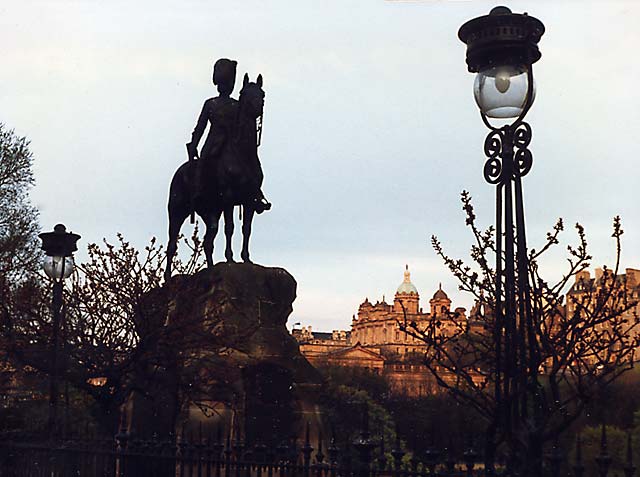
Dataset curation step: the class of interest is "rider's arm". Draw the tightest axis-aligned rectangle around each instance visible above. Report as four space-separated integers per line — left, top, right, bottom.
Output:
188 100 210 156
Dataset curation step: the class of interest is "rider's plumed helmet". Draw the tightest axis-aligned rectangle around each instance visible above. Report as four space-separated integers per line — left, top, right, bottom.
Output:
213 58 238 87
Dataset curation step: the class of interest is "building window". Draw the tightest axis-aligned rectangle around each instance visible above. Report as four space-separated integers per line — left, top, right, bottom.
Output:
395 331 400 341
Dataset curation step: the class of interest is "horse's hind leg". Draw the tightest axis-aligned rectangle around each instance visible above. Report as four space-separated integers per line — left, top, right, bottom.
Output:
223 207 235 263
241 205 255 264
165 209 188 282
203 208 222 268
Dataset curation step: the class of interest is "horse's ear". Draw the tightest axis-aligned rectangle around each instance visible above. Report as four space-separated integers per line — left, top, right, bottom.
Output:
257 74 263 88
243 73 249 87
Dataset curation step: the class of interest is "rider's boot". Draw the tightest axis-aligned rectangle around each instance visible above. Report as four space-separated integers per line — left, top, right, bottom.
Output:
253 189 271 214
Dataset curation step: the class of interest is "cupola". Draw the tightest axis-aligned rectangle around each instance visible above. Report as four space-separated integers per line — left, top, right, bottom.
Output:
394 265 420 314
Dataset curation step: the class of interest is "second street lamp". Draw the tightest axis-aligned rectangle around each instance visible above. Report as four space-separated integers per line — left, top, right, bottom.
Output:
459 6 545 475
39 223 80 440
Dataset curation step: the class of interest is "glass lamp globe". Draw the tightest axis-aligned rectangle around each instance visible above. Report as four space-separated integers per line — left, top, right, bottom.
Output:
43 255 74 280
473 65 535 118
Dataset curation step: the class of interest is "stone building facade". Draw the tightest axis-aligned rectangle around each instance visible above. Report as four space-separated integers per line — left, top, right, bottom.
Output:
350 266 465 358
292 266 467 396
292 265 640 397
566 267 640 318
564 267 640 365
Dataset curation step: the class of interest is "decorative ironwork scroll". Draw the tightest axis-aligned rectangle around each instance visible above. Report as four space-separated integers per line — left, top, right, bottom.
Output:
513 122 533 178
482 121 533 185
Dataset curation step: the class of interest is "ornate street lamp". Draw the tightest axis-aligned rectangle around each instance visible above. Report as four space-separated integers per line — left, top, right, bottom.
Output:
459 6 545 474
38 223 80 439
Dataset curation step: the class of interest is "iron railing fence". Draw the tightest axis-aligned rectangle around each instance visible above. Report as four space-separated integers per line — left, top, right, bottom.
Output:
0 423 636 477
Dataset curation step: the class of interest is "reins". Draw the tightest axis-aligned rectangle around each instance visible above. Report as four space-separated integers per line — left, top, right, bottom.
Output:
257 112 264 147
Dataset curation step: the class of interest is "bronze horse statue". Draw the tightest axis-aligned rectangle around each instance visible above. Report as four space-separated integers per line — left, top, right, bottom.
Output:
165 74 266 281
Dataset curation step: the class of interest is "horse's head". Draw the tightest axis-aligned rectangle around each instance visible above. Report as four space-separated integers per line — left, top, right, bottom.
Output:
239 73 265 119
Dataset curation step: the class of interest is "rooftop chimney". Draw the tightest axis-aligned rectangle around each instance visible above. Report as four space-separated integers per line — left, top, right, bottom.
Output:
575 270 590 283
626 268 640 287
595 268 603 281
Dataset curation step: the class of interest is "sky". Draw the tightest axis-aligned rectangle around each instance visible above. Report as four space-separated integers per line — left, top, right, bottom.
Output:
1 0 639 331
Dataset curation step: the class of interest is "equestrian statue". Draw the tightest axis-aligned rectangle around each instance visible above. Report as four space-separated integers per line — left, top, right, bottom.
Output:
165 58 271 281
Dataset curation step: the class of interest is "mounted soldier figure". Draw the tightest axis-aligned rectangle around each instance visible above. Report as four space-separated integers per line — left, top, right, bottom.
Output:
188 58 270 213
165 58 270 281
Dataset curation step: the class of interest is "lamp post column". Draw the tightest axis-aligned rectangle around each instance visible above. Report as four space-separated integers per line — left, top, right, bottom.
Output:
484 119 538 471
48 277 63 438
484 118 538 429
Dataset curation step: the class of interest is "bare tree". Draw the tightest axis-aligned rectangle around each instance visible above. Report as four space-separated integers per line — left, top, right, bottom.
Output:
2 229 227 434
400 191 639 471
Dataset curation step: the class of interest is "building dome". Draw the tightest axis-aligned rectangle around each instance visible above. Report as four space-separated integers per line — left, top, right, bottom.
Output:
432 284 449 300
396 265 418 295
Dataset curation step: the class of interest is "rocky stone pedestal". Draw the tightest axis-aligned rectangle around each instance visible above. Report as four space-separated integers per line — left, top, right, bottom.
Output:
126 263 322 447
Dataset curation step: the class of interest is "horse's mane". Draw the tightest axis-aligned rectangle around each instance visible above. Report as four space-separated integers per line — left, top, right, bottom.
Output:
233 79 262 146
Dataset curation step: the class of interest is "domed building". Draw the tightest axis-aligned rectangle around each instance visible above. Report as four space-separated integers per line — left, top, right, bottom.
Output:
350 265 462 358
293 266 468 396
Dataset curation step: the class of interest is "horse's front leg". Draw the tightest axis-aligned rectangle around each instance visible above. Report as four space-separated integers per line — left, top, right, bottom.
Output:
241 205 255 264
203 208 222 268
223 206 235 263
